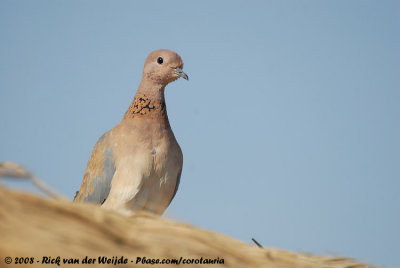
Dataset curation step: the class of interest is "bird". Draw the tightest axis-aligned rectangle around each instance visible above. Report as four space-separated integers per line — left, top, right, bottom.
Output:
74 49 188 215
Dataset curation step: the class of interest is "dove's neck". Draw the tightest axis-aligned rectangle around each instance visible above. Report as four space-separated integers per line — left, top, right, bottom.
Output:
123 80 169 122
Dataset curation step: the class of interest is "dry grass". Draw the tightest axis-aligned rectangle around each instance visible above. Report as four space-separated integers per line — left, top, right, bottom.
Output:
0 162 374 267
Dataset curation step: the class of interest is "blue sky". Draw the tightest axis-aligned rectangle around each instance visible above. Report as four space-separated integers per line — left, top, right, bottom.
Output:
1 1 399 266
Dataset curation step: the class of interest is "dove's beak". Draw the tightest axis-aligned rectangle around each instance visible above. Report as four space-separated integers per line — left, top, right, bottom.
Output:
174 68 189 80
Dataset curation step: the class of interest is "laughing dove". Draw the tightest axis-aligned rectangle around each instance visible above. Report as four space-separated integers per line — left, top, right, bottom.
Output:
74 49 188 215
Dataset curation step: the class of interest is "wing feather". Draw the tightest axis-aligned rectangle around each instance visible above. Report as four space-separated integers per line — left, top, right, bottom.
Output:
74 133 115 204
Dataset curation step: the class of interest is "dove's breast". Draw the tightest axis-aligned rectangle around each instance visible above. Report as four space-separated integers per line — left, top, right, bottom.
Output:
109 119 183 214
142 131 183 214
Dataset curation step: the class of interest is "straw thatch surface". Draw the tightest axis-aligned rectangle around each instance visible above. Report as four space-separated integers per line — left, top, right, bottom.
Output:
0 185 373 268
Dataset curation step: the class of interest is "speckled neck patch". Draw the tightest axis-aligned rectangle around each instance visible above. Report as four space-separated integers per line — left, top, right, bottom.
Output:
124 93 166 119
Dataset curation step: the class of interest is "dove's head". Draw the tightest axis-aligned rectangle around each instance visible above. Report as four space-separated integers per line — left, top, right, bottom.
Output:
142 49 188 85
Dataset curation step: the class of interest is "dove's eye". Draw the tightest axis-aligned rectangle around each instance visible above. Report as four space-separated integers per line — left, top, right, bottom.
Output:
157 57 163 64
